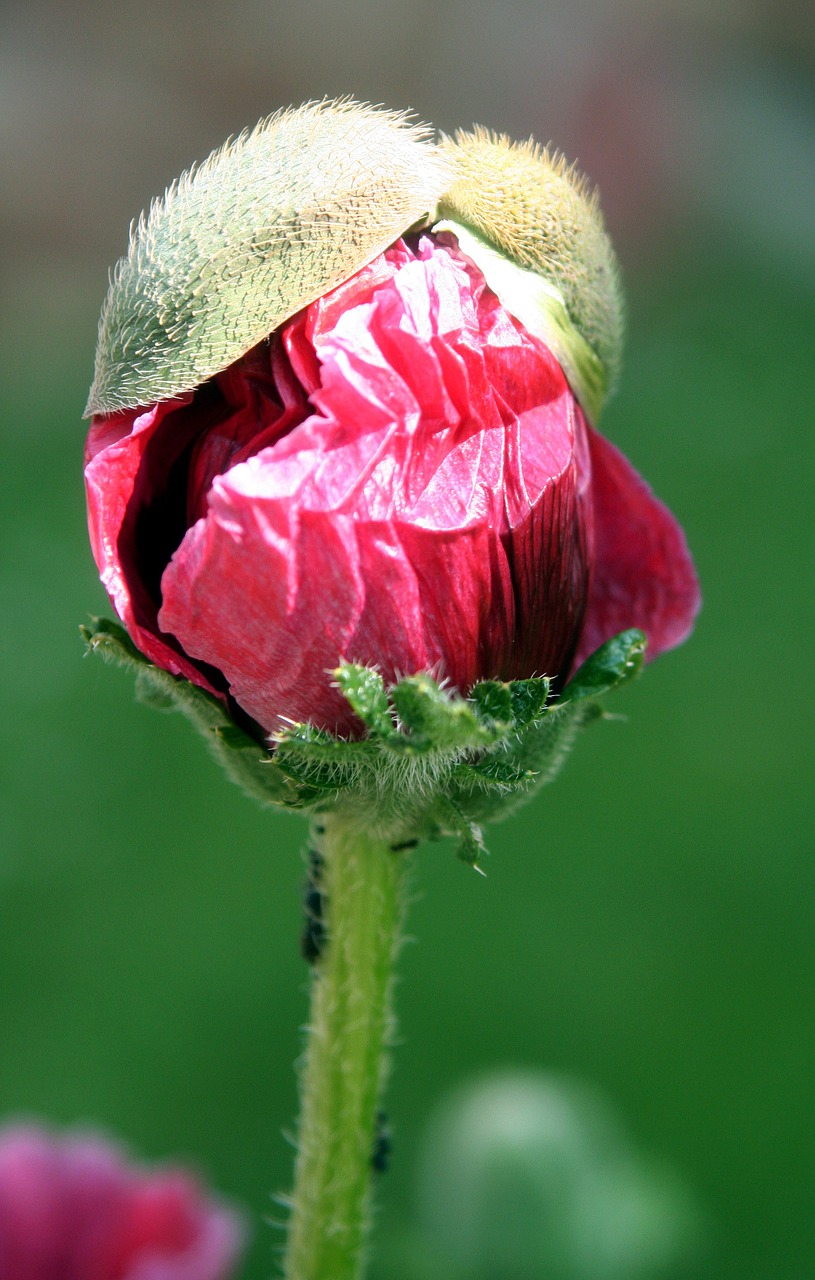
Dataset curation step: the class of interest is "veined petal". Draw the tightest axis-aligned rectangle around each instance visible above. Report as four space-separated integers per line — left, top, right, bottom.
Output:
84 403 225 697
575 428 701 669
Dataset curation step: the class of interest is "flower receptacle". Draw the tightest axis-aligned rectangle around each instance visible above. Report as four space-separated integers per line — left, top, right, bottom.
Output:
82 617 646 869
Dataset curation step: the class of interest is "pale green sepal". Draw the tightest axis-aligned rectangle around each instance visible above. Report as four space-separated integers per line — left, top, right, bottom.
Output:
433 218 607 423
87 100 450 415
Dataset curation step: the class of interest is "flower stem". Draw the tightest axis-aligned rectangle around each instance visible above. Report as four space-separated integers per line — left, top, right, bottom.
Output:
283 813 406 1280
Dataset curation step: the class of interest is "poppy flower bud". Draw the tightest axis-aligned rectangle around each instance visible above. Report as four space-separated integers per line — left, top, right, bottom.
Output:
84 100 698 749
0 1124 245 1280
417 1073 703 1280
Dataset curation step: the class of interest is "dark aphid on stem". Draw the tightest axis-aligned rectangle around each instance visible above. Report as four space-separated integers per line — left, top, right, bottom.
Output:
300 847 327 965
371 1110 392 1174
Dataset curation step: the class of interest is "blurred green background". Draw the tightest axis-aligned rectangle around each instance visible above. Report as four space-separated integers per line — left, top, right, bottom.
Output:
1 3 813 1278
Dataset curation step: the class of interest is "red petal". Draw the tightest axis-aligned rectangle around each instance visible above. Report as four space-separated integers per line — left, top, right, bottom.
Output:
85 404 224 698
0 1127 243 1280
573 427 700 669
159 238 589 734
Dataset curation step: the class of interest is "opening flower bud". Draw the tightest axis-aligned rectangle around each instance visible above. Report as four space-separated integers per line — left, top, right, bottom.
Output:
84 105 699 742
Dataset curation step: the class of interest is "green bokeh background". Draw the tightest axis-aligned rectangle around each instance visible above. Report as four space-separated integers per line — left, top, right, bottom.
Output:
1 5 813 1278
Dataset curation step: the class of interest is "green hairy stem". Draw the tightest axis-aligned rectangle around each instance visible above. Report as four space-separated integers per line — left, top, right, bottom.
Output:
283 815 407 1280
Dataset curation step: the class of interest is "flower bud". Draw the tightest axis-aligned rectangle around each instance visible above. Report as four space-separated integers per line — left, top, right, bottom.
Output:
84 102 698 743
417 1073 703 1280
0 1123 245 1279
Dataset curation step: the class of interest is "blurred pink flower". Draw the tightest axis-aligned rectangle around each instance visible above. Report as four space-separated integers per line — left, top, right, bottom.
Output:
85 233 698 737
0 1125 245 1280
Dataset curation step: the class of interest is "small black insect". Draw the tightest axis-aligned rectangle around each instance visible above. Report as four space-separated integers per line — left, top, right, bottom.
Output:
300 847 327 965
371 1110 392 1174
389 838 418 852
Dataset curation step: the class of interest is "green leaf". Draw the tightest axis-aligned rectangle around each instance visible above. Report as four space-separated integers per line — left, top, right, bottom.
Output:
275 721 365 761
508 677 551 728
133 667 176 709
469 680 513 730
82 617 296 807
457 823 488 871
563 629 647 703
83 621 650 851
434 799 489 871
390 675 496 751
274 755 348 797
333 664 396 739
454 758 536 790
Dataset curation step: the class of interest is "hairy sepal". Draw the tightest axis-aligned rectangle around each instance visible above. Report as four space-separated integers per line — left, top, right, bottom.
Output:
87 100 450 415
83 618 646 868
434 218 607 424
437 128 623 411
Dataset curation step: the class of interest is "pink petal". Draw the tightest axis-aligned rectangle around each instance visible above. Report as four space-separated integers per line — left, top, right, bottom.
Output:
84 403 222 695
574 427 700 669
159 237 590 734
0 1126 245 1280
0 1127 74 1279
110 1171 243 1280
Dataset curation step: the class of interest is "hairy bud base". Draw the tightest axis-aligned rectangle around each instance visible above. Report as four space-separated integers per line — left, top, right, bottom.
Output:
83 617 646 866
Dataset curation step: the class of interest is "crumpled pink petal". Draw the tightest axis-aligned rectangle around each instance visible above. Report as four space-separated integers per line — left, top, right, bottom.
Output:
0 1125 244 1280
158 238 589 733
